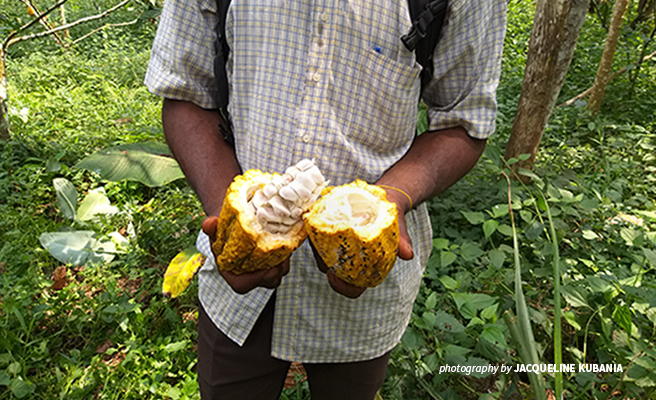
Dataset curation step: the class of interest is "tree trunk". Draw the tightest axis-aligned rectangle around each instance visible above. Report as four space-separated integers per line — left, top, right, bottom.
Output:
587 0 630 114
0 56 9 140
505 0 589 178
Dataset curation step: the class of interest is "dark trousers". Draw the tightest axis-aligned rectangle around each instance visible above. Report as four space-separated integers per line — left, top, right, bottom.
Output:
198 296 390 400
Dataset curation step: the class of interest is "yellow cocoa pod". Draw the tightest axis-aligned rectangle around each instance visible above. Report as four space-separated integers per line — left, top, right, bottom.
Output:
213 160 326 274
304 180 399 287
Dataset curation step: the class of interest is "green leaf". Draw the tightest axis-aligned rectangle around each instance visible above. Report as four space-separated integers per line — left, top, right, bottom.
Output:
165 340 188 353
461 211 485 225
53 178 77 219
441 251 457 267
432 238 449 250
561 285 591 309
490 204 510 218
452 293 497 320
76 187 119 221
479 325 508 350
39 231 116 266
425 292 438 310
9 378 34 398
75 142 184 187
480 304 498 320
0 371 10 386
582 230 599 240
644 248 656 269
518 153 531 161
563 311 581 330
483 219 499 238
488 249 505 269
434 311 465 333
439 276 459 291
620 228 641 246
459 242 485 261
423 353 439 373
578 198 599 211
612 305 633 337
497 224 513 236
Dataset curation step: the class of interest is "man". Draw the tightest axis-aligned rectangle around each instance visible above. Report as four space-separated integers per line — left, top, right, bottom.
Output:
145 1 506 399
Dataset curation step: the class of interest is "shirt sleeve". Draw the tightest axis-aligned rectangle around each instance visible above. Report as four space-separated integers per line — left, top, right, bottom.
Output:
144 0 220 109
422 0 507 139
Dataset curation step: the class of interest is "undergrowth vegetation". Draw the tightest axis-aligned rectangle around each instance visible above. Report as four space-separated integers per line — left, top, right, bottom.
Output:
1 0 655 399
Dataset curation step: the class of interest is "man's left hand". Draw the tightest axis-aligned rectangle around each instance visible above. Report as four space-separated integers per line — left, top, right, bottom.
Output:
310 190 413 299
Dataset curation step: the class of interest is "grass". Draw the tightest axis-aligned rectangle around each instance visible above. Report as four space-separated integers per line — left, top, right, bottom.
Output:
1 1 656 399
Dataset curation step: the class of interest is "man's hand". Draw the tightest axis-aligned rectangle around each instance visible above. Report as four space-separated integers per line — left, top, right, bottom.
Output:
202 216 290 294
309 189 413 299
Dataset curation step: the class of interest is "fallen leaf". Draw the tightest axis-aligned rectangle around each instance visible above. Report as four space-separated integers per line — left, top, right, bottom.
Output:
51 266 68 290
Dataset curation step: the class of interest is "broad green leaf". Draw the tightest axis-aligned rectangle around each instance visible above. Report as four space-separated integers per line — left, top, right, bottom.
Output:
490 204 509 218
563 311 581 330
39 231 116 266
75 142 184 187
480 304 498 320
425 292 438 310
643 248 656 268
434 311 465 333
0 371 9 386
164 340 188 353
496 224 513 236
483 219 499 238
76 187 118 221
461 211 485 225
441 251 457 267
53 178 77 219
432 238 449 250
401 326 426 349
439 276 458 291
620 228 641 246
561 285 591 309
451 293 497 319
459 242 485 261
612 305 633 337
586 276 614 294
423 353 439 373
582 230 599 240
479 325 508 350
488 249 505 269
162 248 206 298
422 312 437 328
578 198 599 211
9 377 34 398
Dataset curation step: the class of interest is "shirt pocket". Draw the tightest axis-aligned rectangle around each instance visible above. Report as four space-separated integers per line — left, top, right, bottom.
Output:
343 48 421 153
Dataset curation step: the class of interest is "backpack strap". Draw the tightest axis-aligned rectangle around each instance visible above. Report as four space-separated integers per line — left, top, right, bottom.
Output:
402 0 448 90
214 0 234 145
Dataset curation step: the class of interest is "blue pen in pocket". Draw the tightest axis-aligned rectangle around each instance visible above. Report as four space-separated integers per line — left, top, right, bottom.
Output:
373 46 382 54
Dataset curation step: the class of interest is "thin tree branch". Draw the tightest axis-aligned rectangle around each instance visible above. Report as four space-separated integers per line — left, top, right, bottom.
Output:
2 0 69 54
20 0 65 46
6 0 131 49
559 48 656 107
69 18 139 46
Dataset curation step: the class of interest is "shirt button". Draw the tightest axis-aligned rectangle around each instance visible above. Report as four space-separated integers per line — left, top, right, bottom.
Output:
320 11 329 22
302 134 311 143
312 73 321 82
316 38 324 47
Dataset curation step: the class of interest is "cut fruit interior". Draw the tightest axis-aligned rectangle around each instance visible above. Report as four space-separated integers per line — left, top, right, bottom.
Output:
212 160 326 274
304 180 399 287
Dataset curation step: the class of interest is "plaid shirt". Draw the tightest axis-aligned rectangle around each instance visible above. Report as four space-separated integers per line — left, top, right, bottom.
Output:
145 0 506 363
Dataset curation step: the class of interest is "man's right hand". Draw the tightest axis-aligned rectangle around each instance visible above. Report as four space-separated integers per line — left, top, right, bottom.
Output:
201 216 290 294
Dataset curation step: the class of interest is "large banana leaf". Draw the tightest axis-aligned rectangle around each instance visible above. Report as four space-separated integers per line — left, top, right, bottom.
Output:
75 142 184 187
